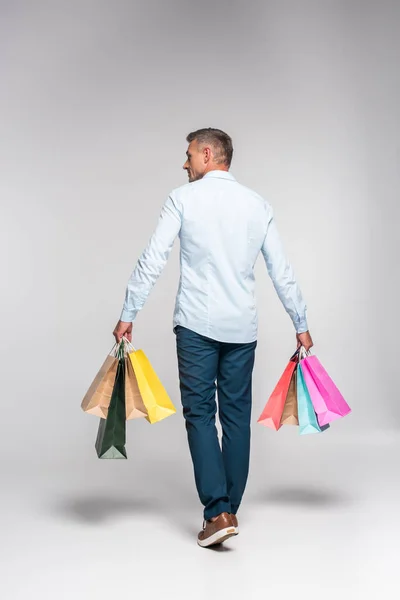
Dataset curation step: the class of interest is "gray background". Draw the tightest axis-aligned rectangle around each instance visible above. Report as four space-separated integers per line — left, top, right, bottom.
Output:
1 1 399 598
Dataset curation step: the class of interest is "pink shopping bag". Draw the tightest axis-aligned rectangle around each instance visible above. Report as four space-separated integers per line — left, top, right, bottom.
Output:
300 350 351 427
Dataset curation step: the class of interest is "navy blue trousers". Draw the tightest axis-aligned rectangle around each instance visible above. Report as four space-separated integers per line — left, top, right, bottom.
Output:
174 325 257 521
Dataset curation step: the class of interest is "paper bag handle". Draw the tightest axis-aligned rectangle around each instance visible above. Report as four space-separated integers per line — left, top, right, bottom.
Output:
298 346 312 360
106 337 137 360
108 341 119 357
122 336 136 352
108 337 135 359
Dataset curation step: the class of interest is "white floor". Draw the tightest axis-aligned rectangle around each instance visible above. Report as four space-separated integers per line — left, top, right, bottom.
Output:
2 432 399 600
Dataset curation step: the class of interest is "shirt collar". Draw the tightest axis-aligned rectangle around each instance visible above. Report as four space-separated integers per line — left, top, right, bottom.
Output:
203 170 236 181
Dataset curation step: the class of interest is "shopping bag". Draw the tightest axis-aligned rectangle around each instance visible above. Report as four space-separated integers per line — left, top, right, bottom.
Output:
297 362 330 435
125 340 176 424
280 366 299 426
95 350 127 459
257 351 298 430
125 356 148 420
301 353 351 427
81 344 118 418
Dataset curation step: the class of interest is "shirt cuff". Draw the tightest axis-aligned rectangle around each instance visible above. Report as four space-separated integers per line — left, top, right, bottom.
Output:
119 307 138 323
294 317 309 334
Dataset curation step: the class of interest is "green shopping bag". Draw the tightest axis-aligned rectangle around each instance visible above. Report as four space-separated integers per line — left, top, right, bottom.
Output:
297 362 330 436
95 342 127 459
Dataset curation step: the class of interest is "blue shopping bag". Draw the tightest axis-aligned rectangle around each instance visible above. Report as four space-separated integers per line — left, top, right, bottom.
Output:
297 363 330 435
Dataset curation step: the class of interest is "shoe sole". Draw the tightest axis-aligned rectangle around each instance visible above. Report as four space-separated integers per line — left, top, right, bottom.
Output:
197 527 238 548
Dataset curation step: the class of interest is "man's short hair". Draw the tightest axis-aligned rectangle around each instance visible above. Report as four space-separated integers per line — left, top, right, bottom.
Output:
186 128 233 168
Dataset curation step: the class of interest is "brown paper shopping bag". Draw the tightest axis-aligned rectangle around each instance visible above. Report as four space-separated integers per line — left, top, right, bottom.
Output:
280 366 299 426
81 346 118 418
124 356 148 420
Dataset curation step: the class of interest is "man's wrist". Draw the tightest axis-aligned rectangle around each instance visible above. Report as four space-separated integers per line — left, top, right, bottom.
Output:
120 308 137 322
295 321 309 334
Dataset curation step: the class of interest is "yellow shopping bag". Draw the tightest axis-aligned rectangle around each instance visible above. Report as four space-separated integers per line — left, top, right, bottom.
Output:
124 339 176 424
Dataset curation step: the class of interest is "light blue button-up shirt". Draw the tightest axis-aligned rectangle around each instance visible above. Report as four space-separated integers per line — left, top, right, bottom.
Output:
120 169 308 343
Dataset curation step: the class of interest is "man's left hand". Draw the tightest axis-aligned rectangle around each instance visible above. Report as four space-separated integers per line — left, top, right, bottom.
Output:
113 320 133 343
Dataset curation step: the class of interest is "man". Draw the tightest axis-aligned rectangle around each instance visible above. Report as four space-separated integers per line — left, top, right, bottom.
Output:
113 127 313 548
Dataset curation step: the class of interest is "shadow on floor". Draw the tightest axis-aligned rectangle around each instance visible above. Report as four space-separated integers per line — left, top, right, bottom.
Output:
49 488 201 535
51 495 157 524
50 492 222 549
257 485 352 507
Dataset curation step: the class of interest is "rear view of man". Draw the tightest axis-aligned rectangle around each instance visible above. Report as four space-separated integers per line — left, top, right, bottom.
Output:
113 128 313 548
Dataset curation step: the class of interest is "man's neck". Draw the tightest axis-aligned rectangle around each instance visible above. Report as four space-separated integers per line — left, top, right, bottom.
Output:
204 165 229 174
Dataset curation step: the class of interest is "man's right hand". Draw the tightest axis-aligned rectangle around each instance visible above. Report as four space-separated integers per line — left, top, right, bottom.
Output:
296 330 313 352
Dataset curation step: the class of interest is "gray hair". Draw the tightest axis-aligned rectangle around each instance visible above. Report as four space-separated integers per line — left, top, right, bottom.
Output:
186 127 233 168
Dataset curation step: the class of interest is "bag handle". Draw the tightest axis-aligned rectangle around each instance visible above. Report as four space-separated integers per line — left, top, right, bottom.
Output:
298 346 312 360
108 341 119 357
290 348 300 361
107 337 136 359
122 336 136 352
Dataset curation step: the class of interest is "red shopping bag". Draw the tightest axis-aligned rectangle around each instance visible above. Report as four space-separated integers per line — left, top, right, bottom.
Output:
257 350 298 430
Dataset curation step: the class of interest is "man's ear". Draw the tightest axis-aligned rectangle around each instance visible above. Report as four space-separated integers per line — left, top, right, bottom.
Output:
203 146 211 163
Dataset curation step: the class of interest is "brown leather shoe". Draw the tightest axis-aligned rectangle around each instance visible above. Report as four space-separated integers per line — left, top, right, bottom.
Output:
197 512 237 548
230 514 238 530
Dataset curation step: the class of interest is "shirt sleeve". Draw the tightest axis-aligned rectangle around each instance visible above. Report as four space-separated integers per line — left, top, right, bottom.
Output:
119 192 182 322
260 204 309 333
